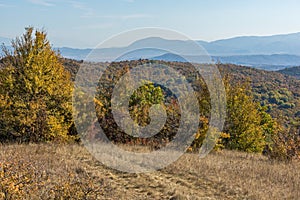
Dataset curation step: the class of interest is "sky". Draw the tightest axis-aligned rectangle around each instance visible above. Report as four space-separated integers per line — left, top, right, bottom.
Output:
1 0 300 48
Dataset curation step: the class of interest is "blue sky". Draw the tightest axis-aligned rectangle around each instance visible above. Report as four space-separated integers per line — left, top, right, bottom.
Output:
1 0 300 48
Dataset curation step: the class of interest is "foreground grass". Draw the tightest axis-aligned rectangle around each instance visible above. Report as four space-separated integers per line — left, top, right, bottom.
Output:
0 144 299 199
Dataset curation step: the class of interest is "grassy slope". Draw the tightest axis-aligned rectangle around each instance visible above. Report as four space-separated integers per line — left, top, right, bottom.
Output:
0 144 299 199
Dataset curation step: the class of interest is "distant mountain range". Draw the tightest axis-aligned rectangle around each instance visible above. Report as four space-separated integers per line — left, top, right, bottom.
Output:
151 53 300 71
198 32 300 56
2 32 300 70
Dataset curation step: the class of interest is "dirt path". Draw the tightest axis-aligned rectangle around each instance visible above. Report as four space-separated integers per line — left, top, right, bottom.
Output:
78 153 243 200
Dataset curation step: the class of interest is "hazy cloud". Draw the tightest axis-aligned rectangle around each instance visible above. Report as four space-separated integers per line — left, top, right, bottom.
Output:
74 23 115 30
69 1 94 18
119 14 152 20
68 1 150 20
28 0 55 7
0 2 15 7
123 0 135 3
85 14 152 20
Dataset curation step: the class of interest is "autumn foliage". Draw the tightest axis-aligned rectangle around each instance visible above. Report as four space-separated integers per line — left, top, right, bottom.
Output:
0 27 74 142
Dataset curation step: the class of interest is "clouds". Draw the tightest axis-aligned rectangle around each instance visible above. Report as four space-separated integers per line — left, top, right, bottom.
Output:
69 1 94 18
68 1 151 20
0 2 15 7
73 23 114 30
122 0 135 3
94 14 152 20
28 0 55 7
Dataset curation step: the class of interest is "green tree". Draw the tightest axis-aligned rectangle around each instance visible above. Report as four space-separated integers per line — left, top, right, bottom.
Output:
0 27 74 142
258 105 278 149
129 81 164 126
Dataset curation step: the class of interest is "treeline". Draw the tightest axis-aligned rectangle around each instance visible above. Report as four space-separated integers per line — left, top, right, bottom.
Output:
0 28 299 160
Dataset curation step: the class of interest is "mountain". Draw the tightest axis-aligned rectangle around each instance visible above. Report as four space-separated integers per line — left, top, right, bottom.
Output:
100 32 300 57
55 32 300 68
54 47 92 60
3 32 300 70
151 53 188 62
213 54 300 71
57 37 207 62
202 32 300 56
151 53 300 71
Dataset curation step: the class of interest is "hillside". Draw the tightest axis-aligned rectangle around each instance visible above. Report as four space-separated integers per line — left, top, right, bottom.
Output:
62 59 300 126
278 66 300 80
218 64 300 124
1 143 299 199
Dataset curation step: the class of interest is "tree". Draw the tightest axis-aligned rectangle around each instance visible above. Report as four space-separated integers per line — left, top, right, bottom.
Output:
268 124 300 161
223 79 266 153
0 27 74 142
129 81 164 126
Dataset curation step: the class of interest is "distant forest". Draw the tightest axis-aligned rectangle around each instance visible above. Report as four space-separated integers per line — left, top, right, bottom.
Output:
278 66 300 80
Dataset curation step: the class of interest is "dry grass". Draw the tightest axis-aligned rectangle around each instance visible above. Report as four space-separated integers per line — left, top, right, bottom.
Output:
0 143 299 199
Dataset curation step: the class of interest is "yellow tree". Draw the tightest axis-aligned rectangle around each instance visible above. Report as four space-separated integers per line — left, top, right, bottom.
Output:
0 27 74 142
223 79 266 152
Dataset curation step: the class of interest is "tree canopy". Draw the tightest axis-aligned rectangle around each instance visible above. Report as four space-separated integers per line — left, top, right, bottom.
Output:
0 27 74 142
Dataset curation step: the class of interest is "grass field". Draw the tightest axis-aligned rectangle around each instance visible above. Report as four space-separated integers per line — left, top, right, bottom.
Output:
0 143 299 199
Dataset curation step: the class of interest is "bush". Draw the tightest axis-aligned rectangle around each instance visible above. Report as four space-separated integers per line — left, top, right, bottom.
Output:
267 125 300 161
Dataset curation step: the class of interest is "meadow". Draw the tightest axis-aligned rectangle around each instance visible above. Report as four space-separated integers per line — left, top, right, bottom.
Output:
1 143 299 199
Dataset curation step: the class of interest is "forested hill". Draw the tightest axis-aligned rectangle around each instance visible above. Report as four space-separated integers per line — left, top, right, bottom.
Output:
278 66 300 80
62 59 300 127
218 64 300 120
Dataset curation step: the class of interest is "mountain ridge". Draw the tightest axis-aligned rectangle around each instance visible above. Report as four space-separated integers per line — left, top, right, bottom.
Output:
3 32 300 70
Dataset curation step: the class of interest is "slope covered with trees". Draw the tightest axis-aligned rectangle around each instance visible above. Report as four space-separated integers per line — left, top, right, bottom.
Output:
218 64 300 124
278 66 300 80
